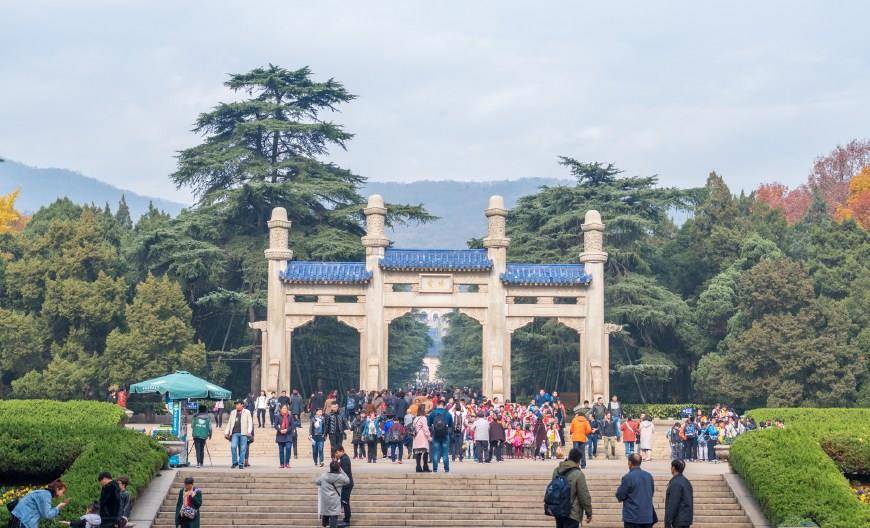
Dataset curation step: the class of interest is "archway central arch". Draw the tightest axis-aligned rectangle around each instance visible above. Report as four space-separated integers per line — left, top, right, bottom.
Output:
252 195 613 403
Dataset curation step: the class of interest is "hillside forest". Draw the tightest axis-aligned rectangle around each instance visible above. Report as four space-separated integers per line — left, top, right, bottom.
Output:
0 65 867 408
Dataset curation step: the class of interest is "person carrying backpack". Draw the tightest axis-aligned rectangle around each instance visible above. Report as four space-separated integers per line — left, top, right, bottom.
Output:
545 447 592 528
386 418 406 462
427 399 454 472
191 404 212 468
683 418 698 462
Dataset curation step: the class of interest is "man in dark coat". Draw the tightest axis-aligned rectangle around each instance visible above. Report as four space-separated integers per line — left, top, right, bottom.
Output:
616 454 656 528
488 416 506 462
310 391 326 414
334 446 353 527
288 390 303 418
665 459 693 528
98 472 121 528
395 391 409 420
325 401 347 454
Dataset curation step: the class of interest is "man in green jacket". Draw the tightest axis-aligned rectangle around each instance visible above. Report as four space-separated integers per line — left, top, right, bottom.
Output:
551 447 593 527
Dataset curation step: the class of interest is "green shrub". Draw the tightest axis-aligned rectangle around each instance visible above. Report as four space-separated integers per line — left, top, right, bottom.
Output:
0 400 126 428
0 400 166 526
820 434 870 476
621 403 707 419
731 408 870 528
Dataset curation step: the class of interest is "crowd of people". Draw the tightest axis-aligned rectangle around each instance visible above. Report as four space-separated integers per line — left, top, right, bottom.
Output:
664 404 782 463
197 386 770 472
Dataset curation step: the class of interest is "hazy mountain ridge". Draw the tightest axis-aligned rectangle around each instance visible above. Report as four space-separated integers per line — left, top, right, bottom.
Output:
1 160 570 247
362 178 567 248
0 160 186 219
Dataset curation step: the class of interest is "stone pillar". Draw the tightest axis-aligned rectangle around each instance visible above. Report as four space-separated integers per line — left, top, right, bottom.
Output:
265 208 293 393
578 331 590 405
361 195 389 391
580 210 608 402
483 195 510 401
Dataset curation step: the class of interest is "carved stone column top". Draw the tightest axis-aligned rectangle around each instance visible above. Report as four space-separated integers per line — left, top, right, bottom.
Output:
266 207 293 260
483 195 509 248
580 209 607 263
267 207 292 229
362 194 390 248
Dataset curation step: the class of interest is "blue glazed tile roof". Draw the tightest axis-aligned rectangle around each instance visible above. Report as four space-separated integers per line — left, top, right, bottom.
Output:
501 263 592 286
380 248 492 271
280 261 371 284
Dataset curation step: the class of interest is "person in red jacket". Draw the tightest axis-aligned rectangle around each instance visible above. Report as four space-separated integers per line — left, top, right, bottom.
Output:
620 416 639 458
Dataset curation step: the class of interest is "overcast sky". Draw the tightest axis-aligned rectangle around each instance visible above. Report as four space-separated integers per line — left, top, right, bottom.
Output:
1 1 868 203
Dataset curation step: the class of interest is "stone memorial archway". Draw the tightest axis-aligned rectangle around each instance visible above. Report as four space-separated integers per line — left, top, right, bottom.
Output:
252 195 614 403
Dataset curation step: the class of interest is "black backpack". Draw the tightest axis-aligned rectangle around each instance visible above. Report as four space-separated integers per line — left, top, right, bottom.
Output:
432 413 449 440
544 467 577 518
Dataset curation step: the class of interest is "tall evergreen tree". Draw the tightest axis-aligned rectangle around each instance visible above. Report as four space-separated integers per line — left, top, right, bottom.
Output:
115 194 133 230
150 65 433 394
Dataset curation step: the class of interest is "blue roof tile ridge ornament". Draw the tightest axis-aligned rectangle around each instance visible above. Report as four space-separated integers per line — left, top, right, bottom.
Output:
280 261 372 284
380 248 492 271
501 263 592 286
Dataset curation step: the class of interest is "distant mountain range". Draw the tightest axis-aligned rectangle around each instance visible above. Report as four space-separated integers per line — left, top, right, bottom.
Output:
362 178 565 248
0 160 186 219
0 159 567 248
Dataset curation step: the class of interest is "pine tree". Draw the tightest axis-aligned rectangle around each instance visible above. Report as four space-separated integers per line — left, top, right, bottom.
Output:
115 194 133 230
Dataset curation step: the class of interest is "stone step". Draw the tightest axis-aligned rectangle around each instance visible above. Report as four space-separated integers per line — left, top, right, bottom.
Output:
162 491 735 502
159 503 743 514
155 513 749 523
152 514 753 528
168 481 732 491
155 470 753 528
175 473 726 483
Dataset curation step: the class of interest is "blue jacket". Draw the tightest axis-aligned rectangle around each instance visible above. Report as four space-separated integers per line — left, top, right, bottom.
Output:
535 393 552 407
12 490 61 528
427 407 454 434
616 467 656 524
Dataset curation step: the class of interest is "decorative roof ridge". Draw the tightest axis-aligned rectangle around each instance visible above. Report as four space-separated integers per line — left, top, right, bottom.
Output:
280 260 371 285
505 262 583 266
501 262 591 286
386 248 488 252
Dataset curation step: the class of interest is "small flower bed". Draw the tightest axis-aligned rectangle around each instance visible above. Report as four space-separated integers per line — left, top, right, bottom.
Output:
151 430 180 442
853 483 870 505
0 486 35 508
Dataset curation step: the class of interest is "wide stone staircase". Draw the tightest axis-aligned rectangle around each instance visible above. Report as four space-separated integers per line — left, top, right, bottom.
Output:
153 471 754 528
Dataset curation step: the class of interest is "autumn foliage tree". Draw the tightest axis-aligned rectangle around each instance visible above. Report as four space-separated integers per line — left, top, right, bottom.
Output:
0 189 27 234
835 166 870 228
755 139 870 225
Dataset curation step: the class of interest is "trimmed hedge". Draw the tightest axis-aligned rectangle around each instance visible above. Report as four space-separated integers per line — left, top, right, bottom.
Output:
621 403 707 419
0 400 127 428
731 408 870 528
0 400 166 526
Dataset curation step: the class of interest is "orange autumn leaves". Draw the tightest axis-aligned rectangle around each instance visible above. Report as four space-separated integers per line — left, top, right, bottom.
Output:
836 166 870 228
755 139 870 228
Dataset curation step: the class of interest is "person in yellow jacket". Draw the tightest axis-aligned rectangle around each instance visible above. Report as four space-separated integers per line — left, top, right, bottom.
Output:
569 413 593 469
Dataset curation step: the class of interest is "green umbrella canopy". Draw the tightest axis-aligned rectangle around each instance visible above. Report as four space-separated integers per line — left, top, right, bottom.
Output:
129 371 232 400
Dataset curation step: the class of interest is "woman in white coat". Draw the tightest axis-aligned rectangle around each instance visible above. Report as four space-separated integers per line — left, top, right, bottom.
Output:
638 416 655 461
